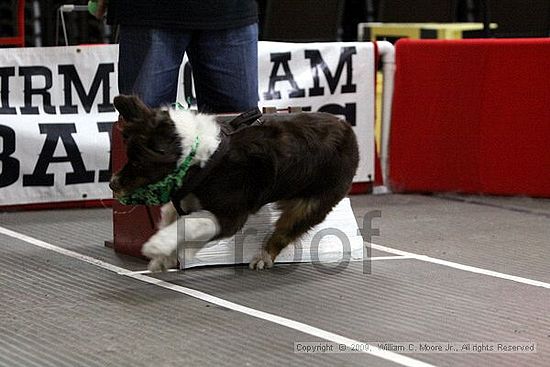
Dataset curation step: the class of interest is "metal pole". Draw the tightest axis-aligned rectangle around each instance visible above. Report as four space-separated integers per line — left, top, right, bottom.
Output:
480 0 491 37
376 41 396 194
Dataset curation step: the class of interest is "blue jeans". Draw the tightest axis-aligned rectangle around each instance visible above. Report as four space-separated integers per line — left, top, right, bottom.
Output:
118 24 258 113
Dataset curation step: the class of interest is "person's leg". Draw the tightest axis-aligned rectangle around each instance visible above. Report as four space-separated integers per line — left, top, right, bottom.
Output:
117 26 192 108
186 24 259 113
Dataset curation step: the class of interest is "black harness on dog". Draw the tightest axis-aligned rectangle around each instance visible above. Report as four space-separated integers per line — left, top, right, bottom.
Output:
170 107 264 216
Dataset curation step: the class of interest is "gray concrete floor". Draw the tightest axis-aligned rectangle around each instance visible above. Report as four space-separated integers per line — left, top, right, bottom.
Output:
0 193 549 367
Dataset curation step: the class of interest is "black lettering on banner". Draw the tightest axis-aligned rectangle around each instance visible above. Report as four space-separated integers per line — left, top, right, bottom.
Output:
22 123 95 186
19 66 56 115
263 52 305 100
318 103 356 126
286 104 356 126
59 63 115 114
0 125 20 188
0 67 16 115
305 47 357 96
97 121 113 182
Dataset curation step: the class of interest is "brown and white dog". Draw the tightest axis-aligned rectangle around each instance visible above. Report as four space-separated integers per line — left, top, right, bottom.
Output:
110 95 359 271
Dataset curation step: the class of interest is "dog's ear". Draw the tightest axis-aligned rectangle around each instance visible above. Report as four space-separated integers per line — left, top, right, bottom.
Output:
113 95 151 121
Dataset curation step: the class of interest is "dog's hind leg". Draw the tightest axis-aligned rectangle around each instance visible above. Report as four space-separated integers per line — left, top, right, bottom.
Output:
142 210 220 272
249 197 338 270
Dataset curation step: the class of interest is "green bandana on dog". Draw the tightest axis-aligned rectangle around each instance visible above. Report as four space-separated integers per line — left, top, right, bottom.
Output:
118 136 200 206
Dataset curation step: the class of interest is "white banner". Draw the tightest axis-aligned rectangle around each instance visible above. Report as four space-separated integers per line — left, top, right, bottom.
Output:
0 42 375 206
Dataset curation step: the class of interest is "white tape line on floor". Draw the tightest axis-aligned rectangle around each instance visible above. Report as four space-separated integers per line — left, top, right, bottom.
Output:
370 243 550 289
0 225 436 367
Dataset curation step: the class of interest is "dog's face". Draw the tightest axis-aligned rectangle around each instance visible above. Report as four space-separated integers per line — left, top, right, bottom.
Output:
109 95 182 199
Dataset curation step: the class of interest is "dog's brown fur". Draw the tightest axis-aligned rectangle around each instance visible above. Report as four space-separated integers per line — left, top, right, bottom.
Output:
111 95 359 269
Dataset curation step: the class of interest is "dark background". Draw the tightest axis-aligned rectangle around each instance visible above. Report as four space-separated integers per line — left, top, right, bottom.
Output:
1 0 549 47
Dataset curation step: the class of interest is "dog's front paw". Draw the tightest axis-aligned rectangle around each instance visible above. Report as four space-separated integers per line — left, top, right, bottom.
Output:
148 256 177 272
142 231 178 272
249 250 274 270
142 231 176 259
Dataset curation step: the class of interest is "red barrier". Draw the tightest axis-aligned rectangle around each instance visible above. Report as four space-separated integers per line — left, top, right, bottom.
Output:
389 39 550 197
110 123 159 257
